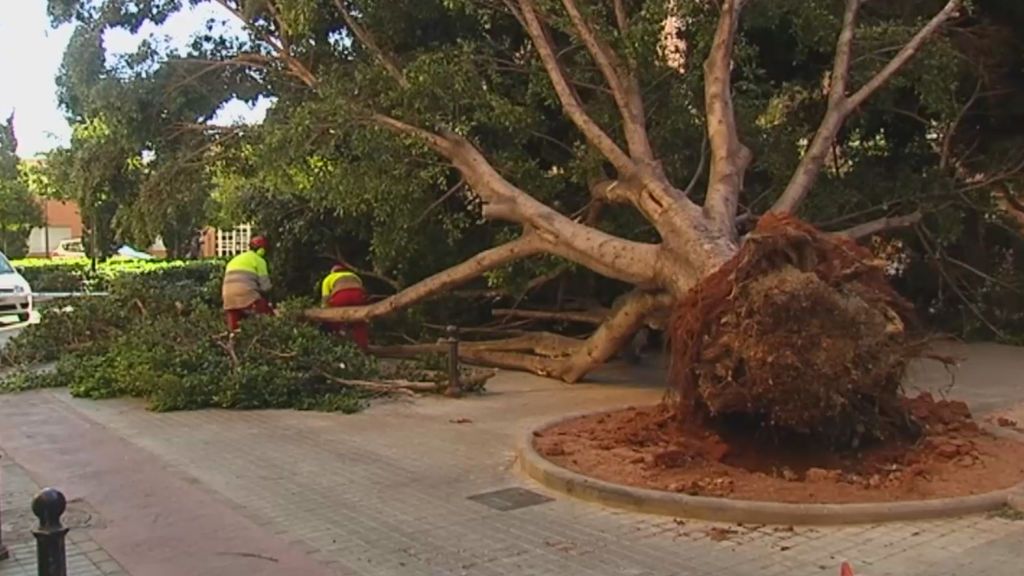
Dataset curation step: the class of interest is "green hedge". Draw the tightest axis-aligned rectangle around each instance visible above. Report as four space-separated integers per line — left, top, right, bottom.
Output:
12 258 225 293
0 265 380 412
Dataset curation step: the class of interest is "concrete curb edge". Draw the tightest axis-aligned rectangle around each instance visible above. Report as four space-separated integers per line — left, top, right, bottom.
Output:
517 409 1024 526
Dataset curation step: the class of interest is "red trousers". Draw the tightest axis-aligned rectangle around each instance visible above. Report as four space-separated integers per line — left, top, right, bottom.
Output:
324 288 370 351
225 298 274 331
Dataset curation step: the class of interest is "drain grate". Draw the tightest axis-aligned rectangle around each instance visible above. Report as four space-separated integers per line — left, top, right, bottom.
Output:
467 487 553 511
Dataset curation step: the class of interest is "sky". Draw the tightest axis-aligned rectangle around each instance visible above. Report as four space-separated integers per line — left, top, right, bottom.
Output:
0 1 270 159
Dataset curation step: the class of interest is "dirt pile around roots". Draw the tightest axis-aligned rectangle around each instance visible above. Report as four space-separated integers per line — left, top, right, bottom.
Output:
670 214 919 445
534 396 1024 504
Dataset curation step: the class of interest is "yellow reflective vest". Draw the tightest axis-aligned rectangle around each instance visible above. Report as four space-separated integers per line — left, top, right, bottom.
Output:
222 250 271 310
321 270 363 304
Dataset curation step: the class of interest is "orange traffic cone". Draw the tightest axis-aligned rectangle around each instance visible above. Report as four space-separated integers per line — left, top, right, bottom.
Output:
840 562 854 576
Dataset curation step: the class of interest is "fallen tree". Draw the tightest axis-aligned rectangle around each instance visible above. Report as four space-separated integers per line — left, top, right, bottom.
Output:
286 0 964 386
65 0 969 402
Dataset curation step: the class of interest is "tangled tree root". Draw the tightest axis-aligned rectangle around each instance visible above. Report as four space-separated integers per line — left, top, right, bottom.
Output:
670 214 920 447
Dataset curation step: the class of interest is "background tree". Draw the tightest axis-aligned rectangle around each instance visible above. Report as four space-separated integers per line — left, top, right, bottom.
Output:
0 115 44 258
44 7 263 259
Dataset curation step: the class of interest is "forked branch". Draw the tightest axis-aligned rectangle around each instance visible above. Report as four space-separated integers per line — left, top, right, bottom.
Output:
211 0 318 87
702 0 753 238
560 0 654 162
517 0 635 175
773 0 963 214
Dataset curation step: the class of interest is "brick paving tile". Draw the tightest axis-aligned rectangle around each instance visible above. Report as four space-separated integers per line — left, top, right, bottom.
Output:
3 345 1024 575
1 459 127 576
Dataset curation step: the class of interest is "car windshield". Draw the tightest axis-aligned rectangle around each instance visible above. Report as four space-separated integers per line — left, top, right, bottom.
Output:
0 253 14 274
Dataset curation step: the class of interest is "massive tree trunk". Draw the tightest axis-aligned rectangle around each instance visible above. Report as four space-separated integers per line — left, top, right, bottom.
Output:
216 0 964 383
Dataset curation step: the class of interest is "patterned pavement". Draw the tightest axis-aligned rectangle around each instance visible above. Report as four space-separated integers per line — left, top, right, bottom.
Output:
2 343 1024 575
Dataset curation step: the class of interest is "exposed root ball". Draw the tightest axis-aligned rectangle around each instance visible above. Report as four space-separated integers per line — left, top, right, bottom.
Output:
670 214 918 446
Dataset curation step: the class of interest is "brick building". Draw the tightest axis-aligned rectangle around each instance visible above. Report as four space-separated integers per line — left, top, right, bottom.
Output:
27 197 251 259
27 198 85 257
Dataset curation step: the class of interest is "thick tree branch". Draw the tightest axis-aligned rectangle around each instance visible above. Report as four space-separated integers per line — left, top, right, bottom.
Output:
368 113 455 155
773 0 962 214
556 290 673 383
560 0 654 162
371 333 582 377
445 135 661 285
702 0 753 238
324 120 662 289
833 211 923 240
517 0 634 174
306 235 546 323
332 0 409 88
218 0 667 296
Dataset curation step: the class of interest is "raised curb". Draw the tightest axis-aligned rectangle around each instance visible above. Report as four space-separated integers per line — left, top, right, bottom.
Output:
518 409 1024 526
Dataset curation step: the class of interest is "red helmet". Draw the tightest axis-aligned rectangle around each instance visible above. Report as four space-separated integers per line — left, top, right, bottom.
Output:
249 236 269 251
330 263 349 273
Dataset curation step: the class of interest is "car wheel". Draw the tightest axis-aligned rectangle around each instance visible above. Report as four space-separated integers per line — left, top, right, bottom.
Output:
16 313 30 323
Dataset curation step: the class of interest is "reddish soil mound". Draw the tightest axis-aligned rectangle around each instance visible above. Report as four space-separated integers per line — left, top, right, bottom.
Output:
533 394 1024 504
669 213 918 447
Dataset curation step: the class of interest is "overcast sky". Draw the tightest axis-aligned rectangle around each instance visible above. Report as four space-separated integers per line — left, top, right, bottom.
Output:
0 1 269 158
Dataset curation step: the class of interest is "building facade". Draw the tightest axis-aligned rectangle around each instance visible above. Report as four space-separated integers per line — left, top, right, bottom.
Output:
27 199 84 257
26 197 250 259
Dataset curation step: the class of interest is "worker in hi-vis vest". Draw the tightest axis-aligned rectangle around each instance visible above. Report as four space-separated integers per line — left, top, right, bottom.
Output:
319 263 369 350
221 236 274 331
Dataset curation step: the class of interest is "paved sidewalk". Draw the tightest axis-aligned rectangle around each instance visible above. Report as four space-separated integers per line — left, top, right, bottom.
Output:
2 341 1024 576
1 455 126 576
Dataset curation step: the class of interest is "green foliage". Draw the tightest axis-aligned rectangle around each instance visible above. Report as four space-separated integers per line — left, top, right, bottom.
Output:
48 309 375 413
1 274 379 413
0 115 44 258
11 257 224 293
42 0 1024 343
42 0 264 259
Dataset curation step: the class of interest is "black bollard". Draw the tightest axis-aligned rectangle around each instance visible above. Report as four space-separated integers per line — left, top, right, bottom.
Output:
444 325 461 398
32 488 68 576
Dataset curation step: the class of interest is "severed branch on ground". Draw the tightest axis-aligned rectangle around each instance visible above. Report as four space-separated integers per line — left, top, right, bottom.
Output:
320 364 498 395
559 0 654 162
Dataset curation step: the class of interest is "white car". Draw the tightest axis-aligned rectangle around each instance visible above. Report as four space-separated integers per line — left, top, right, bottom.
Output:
51 238 86 259
0 251 33 323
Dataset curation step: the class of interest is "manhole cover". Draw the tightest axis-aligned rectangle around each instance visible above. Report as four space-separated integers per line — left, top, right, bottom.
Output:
467 487 553 511
1 499 104 542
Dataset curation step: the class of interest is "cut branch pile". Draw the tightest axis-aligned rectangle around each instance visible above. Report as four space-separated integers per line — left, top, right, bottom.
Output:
670 214 920 446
